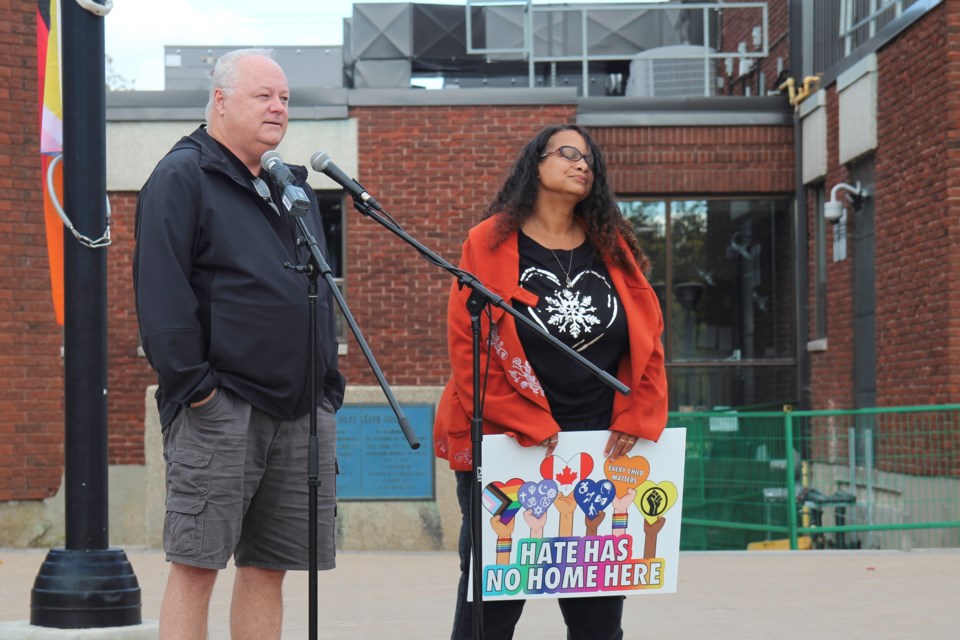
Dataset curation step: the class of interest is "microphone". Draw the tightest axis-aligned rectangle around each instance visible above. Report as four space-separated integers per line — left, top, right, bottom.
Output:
260 150 311 216
309 151 382 211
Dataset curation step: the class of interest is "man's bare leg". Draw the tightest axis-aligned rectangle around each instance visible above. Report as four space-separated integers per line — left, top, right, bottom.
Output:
160 562 218 640
230 566 286 640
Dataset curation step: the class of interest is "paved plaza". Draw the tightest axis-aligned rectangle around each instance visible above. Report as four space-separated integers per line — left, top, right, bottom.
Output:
0 548 957 639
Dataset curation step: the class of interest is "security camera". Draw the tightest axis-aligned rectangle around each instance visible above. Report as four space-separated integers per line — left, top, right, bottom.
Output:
824 182 866 224
824 200 845 223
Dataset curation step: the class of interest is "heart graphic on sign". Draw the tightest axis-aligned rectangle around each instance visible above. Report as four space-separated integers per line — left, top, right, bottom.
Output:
541 453 595 494
518 479 559 517
634 480 679 524
482 478 524 524
603 455 651 498
573 479 616 519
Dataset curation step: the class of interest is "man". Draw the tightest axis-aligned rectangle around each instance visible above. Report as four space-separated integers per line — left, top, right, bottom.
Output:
133 48 344 639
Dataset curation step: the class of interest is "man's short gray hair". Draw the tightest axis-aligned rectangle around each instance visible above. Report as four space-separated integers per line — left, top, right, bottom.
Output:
205 48 276 125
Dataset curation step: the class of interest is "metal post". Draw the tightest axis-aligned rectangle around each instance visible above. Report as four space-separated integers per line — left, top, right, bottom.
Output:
61 3 108 556
527 0 535 89
30 0 142 628
581 8 589 97
785 412 798 549
703 7 710 97
865 428 875 548
848 426 856 500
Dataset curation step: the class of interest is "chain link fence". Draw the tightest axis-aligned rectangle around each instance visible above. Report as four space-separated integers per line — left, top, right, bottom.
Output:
671 405 960 550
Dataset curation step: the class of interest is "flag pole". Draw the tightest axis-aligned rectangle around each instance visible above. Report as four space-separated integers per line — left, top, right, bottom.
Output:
30 0 142 628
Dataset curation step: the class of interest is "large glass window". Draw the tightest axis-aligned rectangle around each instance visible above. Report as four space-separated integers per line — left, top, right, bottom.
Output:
619 198 795 411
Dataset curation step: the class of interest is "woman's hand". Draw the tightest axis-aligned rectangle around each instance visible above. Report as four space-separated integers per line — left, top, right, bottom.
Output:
604 430 638 459
540 433 559 457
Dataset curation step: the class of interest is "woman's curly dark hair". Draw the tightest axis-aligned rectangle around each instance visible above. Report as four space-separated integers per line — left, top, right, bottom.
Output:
482 124 649 273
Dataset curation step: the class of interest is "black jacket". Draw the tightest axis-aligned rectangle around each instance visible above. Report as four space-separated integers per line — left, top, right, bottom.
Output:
133 126 345 427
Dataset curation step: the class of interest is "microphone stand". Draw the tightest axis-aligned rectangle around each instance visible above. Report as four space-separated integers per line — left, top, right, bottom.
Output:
283 208 420 640
346 197 629 639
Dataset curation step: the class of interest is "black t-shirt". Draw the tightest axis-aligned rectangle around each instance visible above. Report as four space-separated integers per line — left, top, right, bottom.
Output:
513 230 628 431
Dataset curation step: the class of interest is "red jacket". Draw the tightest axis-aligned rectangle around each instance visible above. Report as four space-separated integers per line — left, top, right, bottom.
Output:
434 215 668 471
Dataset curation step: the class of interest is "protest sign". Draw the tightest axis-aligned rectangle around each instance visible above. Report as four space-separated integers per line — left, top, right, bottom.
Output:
471 428 685 601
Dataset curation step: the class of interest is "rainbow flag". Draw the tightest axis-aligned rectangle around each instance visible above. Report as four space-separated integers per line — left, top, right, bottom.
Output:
37 0 64 325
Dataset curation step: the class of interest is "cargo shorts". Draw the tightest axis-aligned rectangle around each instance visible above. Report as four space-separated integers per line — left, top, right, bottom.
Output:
161 387 337 570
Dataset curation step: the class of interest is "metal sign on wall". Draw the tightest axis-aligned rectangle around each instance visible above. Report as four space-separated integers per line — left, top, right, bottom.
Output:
336 404 435 500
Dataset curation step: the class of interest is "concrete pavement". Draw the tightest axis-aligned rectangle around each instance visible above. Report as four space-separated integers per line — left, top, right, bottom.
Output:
0 547 958 639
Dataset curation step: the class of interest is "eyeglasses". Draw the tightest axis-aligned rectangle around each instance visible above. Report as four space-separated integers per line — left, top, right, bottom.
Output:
252 177 280 216
540 145 594 169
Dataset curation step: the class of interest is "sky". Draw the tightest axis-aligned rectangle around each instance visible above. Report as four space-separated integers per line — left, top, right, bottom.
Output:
104 0 657 91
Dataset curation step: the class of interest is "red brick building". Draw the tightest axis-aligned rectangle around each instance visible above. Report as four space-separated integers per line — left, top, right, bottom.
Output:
1 1 65 504
1 1 955 543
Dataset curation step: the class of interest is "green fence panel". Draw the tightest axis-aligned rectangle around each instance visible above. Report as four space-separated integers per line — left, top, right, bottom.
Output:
669 405 960 551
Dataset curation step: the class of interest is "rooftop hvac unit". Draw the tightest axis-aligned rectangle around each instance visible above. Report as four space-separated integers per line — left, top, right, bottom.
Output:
624 44 716 98
353 59 411 89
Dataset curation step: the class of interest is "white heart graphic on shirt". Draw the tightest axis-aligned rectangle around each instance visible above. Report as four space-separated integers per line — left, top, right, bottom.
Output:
520 267 618 349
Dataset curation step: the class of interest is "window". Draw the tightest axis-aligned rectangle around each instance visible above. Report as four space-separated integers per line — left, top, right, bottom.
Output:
619 198 795 410
808 0 935 80
315 191 346 345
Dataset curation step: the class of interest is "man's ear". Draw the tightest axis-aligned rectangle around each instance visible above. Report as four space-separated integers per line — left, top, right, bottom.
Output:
213 88 226 116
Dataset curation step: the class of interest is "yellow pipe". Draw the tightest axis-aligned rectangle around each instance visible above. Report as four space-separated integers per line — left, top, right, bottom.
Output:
778 76 795 101
778 75 821 110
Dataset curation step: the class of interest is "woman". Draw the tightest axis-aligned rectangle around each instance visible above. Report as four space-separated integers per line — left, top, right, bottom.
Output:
434 124 668 639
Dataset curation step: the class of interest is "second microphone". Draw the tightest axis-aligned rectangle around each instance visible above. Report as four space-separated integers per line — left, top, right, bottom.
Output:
310 152 383 211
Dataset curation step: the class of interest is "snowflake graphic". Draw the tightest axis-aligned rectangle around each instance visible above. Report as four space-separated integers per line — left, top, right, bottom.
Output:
544 289 600 339
508 357 544 396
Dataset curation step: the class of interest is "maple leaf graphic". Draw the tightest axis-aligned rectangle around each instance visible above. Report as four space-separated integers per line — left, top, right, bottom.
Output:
556 466 578 486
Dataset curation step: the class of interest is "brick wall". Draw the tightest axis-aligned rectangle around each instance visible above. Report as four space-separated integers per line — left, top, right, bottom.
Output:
718 0 790 97
875 2 954 406
338 108 795 389
809 2 956 411
0 1 808 496
99 109 794 462
808 83 856 411
0 2 64 500
342 105 577 386
0 5 156 488
107 192 157 465
594 126 795 195
947 1 960 402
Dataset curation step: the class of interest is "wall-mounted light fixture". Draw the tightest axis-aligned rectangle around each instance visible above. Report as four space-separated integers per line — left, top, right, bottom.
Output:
824 181 867 223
